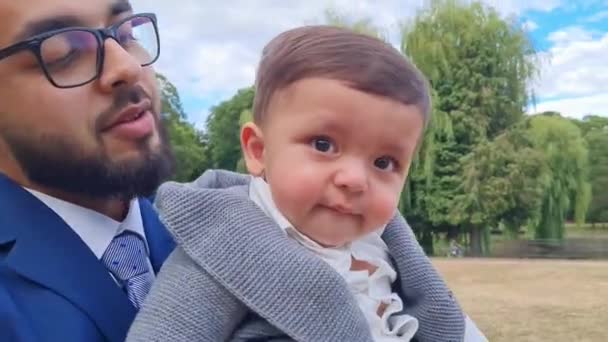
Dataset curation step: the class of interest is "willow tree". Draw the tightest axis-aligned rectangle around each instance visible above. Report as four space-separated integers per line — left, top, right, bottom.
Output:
323 8 387 39
400 0 540 255
453 123 547 254
580 116 608 225
528 115 591 240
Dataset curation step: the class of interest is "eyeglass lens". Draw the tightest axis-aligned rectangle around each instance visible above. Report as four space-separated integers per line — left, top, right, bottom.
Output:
39 15 158 87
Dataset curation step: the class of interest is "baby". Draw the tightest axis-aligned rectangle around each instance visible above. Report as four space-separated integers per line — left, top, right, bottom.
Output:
127 25 481 342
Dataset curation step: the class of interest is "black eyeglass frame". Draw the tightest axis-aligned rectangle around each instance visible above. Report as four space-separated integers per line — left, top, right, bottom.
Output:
0 13 160 88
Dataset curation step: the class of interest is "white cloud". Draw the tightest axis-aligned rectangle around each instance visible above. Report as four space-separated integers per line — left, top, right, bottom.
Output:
129 0 577 123
522 20 539 32
547 26 595 44
586 10 608 22
484 0 563 14
131 0 423 99
534 27 608 104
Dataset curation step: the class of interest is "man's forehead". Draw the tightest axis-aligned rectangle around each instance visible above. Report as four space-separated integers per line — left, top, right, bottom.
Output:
0 0 131 46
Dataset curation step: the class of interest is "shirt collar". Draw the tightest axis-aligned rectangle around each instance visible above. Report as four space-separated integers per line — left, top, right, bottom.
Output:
248 177 327 247
248 176 295 233
25 188 148 259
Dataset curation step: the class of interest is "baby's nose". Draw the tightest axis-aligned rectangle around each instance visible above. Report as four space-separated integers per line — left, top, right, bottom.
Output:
333 160 368 193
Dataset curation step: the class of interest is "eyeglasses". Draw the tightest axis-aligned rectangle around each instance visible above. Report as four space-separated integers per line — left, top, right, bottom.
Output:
0 13 160 88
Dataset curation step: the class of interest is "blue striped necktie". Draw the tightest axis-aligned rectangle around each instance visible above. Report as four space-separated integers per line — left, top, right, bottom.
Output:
102 231 154 309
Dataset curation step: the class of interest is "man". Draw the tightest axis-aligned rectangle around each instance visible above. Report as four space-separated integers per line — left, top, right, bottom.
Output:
0 1 176 341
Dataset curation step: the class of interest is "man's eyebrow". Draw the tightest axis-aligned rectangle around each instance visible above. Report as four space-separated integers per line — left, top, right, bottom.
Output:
8 1 133 45
13 16 84 42
110 1 133 17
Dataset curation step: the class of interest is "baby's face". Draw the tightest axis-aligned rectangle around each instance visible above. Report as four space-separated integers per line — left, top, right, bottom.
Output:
250 78 424 247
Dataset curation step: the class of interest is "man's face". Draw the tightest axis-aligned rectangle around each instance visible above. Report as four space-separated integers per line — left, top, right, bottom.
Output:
0 0 174 199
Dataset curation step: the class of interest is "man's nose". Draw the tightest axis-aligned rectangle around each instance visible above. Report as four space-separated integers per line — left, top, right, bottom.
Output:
333 158 369 194
97 39 142 91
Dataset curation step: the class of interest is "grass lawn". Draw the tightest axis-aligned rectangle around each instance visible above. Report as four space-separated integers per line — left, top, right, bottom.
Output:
433 258 608 342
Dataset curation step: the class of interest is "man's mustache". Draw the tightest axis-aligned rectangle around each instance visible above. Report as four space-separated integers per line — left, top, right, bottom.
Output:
95 85 154 132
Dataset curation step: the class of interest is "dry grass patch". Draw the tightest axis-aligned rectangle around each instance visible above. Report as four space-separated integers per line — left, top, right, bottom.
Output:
433 258 608 342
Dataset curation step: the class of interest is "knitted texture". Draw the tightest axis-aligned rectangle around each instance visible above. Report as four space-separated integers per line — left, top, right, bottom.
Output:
127 170 465 342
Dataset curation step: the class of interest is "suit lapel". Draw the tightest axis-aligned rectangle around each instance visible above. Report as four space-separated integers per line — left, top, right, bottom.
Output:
139 198 175 273
0 174 136 342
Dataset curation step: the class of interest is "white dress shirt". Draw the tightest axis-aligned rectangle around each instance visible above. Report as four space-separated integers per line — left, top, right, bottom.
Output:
25 188 154 281
249 177 419 341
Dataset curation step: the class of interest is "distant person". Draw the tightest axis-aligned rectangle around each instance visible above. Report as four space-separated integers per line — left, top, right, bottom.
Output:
128 25 487 342
0 1 177 341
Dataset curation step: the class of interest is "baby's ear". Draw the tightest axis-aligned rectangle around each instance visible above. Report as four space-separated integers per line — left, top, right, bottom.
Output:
240 122 266 176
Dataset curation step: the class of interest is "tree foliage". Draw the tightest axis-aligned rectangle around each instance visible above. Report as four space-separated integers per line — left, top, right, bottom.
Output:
527 115 591 239
401 0 541 254
157 74 208 182
578 116 608 223
323 8 388 40
205 87 255 171
454 122 547 253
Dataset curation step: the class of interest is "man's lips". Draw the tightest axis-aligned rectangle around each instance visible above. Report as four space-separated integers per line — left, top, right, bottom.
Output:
100 100 155 140
102 100 152 132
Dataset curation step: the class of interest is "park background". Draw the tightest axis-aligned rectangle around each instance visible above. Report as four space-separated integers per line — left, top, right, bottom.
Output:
134 1 608 340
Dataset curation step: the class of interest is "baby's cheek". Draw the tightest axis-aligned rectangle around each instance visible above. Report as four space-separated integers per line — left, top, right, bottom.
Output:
270 175 318 217
278 178 314 202
369 193 400 226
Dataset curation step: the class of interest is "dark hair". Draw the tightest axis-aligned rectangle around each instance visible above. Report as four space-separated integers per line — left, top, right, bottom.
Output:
253 25 431 125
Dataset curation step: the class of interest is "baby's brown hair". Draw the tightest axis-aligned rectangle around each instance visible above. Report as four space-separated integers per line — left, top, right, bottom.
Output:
253 25 431 125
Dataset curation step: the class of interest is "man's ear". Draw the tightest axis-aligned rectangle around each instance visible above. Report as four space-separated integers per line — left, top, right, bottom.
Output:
240 122 265 176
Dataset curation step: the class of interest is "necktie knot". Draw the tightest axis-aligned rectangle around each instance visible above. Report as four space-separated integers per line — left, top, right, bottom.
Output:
102 231 153 309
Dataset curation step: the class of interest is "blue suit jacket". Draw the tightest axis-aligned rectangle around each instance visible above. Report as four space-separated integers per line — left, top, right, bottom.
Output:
0 173 176 342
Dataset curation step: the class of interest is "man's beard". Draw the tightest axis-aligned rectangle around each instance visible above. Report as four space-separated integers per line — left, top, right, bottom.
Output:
4 88 175 200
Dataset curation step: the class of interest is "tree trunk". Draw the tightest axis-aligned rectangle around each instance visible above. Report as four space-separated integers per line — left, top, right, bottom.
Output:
469 225 483 257
420 230 435 256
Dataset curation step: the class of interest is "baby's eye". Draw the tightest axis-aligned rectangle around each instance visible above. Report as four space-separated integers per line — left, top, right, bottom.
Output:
374 156 399 171
311 137 336 153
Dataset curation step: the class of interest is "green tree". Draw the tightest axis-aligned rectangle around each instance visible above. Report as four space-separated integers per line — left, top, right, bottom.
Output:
401 0 540 254
528 115 591 239
157 74 208 182
323 8 387 40
453 124 547 254
403 0 539 139
205 87 254 171
586 130 608 224
576 115 608 133
578 116 608 224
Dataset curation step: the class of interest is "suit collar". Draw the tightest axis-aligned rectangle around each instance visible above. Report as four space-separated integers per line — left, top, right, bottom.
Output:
23 188 149 259
139 197 175 273
0 173 136 342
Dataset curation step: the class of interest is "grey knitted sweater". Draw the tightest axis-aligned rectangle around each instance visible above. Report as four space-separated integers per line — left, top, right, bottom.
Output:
127 170 465 342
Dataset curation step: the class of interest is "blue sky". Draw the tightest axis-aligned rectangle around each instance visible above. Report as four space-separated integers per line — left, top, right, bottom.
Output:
132 1 608 129
523 3 608 52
